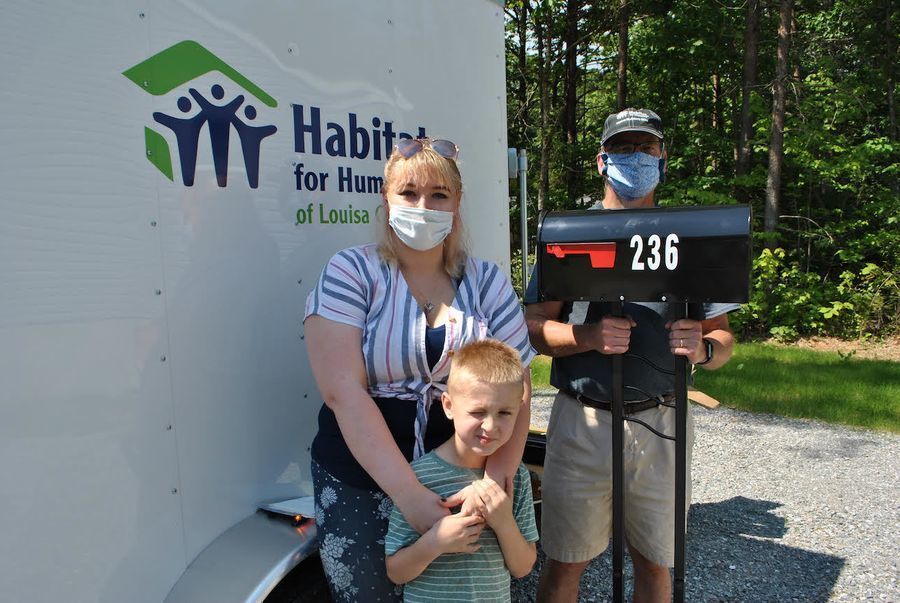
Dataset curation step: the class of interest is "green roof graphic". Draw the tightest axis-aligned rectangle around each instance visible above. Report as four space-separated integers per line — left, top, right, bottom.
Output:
123 40 277 108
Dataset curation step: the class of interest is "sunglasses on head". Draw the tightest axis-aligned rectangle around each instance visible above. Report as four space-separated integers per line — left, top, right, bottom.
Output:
395 137 459 160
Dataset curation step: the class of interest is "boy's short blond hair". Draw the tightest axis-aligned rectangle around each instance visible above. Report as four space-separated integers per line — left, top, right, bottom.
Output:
447 339 524 394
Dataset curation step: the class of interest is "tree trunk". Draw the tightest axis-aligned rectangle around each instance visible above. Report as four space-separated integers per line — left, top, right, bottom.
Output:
736 0 760 180
516 0 529 138
886 0 897 142
617 0 628 111
536 3 550 211
765 0 794 248
712 72 721 171
562 0 580 206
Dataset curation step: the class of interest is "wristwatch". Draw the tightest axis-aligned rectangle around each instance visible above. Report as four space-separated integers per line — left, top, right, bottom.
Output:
696 338 714 365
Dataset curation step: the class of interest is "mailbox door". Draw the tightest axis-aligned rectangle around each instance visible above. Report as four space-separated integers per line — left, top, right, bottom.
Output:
537 205 751 303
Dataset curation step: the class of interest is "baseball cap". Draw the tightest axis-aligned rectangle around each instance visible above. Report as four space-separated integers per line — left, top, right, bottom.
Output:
600 108 664 146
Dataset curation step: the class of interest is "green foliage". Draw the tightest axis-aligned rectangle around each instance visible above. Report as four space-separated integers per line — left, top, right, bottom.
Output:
731 248 899 341
505 0 899 339
509 252 536 300
733 248 831 340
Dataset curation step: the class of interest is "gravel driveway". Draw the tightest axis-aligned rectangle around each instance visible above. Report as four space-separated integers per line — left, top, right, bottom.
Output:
512 390 900 602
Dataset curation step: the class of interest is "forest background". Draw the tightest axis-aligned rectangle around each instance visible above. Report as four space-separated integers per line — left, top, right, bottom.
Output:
504 0 899 341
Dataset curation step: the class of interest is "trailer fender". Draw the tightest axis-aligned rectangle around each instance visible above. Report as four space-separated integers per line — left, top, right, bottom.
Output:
165 510 318 603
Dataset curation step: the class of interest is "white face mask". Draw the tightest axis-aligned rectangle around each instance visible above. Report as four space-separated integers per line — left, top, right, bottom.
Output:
388 205 454 251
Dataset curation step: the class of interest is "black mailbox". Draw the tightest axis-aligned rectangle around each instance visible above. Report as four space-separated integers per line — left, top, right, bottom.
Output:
537 205 751 303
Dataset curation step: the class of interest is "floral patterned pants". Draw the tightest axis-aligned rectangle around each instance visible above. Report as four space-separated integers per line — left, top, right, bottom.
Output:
312 458 404 602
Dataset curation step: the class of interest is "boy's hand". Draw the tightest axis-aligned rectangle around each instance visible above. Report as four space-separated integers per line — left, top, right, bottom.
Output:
427 512 485 555
471 478 514 530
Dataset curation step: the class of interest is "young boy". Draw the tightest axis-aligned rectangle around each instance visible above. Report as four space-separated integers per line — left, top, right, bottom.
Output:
384 339 539 602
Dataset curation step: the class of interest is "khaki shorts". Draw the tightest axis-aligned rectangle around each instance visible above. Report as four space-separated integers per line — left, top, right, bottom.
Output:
540 390 694 567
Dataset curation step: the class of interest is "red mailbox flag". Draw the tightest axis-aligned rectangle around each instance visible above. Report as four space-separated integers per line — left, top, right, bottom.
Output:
546 242 617 268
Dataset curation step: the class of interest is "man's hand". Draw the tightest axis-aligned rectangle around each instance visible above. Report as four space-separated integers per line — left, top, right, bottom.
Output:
666 318 704 362
526 300 636 358
590 315 637 355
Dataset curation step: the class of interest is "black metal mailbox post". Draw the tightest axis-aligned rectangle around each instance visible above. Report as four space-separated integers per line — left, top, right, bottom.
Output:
535 205 751 603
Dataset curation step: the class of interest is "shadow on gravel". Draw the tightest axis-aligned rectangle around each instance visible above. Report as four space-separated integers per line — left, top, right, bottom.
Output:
686 496 844 601
512 495 845 602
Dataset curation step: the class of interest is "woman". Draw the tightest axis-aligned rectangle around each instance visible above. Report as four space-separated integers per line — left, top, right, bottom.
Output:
304 137 535 601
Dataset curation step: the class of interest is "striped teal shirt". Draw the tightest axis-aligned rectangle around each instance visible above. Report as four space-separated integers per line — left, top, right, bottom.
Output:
385 453 539 602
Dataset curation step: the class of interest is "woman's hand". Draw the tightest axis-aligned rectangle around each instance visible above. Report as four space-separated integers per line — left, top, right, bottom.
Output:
440 482 482 517
395 484 451 534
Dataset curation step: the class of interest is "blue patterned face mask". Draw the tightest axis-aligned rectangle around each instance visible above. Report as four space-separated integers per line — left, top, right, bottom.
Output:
602 152 661 201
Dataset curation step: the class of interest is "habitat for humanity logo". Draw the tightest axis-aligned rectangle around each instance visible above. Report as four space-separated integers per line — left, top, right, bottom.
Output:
123 40 277 189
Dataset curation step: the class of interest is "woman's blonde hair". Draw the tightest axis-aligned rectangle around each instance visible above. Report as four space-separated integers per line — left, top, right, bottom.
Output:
376 144 468 278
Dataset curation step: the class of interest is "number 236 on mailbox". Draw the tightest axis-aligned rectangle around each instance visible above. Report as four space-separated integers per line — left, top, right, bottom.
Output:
536 205 752 304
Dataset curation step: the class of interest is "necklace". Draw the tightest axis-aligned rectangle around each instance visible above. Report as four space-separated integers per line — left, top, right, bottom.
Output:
401 267 446 317
405 279 436 315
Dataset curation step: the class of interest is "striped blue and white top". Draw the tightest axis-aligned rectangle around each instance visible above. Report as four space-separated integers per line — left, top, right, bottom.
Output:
305 244 536 458
385 453 539 602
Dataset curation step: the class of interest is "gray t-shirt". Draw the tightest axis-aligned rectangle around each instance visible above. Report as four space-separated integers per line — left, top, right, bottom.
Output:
524 272 739 401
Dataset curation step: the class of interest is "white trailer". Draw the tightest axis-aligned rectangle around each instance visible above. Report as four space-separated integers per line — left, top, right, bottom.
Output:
0 2 512 601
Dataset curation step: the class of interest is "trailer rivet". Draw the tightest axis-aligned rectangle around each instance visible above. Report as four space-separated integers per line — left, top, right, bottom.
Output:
160 355 166 362
619 296 625 301
166 424 172 431
387 19 393 25
388 68 393 74
150 220 157 227
139 12 145 19
297 279 302 285
300 335 305 340
661 296 667 301
155 289 162 296
304 394 308 399
146 149 152 157
143 81 149 88
171 488 178 494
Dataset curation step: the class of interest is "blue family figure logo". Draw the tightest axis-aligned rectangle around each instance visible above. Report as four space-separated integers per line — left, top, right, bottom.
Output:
124 41 278 189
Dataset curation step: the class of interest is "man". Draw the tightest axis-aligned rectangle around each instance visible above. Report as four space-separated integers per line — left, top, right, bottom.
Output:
525 108 739 602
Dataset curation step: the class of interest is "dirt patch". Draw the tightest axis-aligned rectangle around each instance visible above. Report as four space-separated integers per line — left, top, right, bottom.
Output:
765 335 900 362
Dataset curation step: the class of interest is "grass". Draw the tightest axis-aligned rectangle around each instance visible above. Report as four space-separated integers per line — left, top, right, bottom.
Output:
530 344 900 433
530 355 552 388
